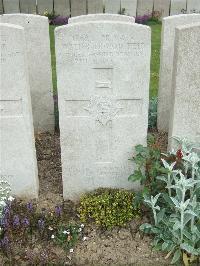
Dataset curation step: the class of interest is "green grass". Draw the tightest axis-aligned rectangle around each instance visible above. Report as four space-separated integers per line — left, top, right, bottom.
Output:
49 22 162 97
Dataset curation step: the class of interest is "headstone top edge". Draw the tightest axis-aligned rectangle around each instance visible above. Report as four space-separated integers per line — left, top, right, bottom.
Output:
163 13 200 22
0 14 48 22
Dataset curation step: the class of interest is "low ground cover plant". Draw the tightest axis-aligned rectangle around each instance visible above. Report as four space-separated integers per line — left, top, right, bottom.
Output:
79 188 140 229
129 137 200 265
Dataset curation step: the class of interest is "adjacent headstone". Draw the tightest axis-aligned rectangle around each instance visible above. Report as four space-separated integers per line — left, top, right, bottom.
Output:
170 0 187 15
37 0 53 15
87 0 103 14
71 0 86 17
0 14 55 132
0 23 38 198
3 0 20 13
187 0 200 14
55 21 151 200
20 0 36 14
105 0 120 14
54 0 70 17
153 0 170 18
121 0 137 16
68 14 135 24
157 14 200 132
168 23 200 150
137 0 153 16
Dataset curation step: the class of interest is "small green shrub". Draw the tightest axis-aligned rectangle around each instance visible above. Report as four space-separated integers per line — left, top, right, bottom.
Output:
79 188 140 229
148 97 158 129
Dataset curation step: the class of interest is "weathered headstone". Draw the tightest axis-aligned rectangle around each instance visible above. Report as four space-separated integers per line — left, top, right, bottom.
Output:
68 14 135 24
120 0 137 16
105 0 120 14
54 0 70 17
0 23 38 198
55 21 151 200
20 0 36 14
153 0 170 18
168 23 200 150
71 0 86 17
37 0 53 15
157 14 200 132
87 0 103 14
0 14 54 132
137 0 153 16
170 0 187 15
187 0 200 14
3 0 20 13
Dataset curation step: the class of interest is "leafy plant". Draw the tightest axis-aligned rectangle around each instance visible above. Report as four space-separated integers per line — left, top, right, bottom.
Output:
140 139 200 265
79 188 140 229
128 134 167 202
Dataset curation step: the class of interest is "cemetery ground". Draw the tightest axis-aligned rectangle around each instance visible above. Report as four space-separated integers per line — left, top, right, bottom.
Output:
1 20 199 265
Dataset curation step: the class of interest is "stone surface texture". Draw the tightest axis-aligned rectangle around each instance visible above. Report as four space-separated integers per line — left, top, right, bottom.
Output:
120 0 137 16
68 14 135 24
3 0 20 13
170 0 187 15
55 21 150 200
168 23 200 150
0 23 38 198
20 0 36 14
87 0 103 14
105 0 120 14
137 0 153 16
0 14 55 132
71 0 86 17
37 0 53 15
157 14 200 132
54 0 70 17
187 0 200 13
153 0 170 18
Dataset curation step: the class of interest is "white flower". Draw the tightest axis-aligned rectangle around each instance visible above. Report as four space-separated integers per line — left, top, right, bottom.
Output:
83 236 87 241
80 224 84 228
63 230 68 234
51 234 55 239
8 196 14 202
78 228 82 232
69 248 74 253
48 226 53 230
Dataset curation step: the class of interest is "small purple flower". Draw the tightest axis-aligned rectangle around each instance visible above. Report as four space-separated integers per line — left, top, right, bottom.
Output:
50 16 68 26
27 202 33 211
13 215 20 227
38 219 45 229
22 217 30 227
55 206 62 216
0 236 9 248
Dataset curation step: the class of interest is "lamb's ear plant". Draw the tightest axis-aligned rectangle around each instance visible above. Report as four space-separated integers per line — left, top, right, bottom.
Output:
140 139 200 265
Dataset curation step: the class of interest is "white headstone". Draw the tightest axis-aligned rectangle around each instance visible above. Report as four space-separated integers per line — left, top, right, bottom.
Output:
121 0 137 16
0 14 54 132
170 0 187 15
0 23 38 198
55 21 150 200
137 0 153 16
54 0 70 17
168 23 200 149
71 0 86 17
37 0 53 15
187 0 200 14
153 0 170 18
68 14 135 24
88 0 103 14
3 0 20 13
20 0 36 14
105 0 120 14
157 14 200 132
